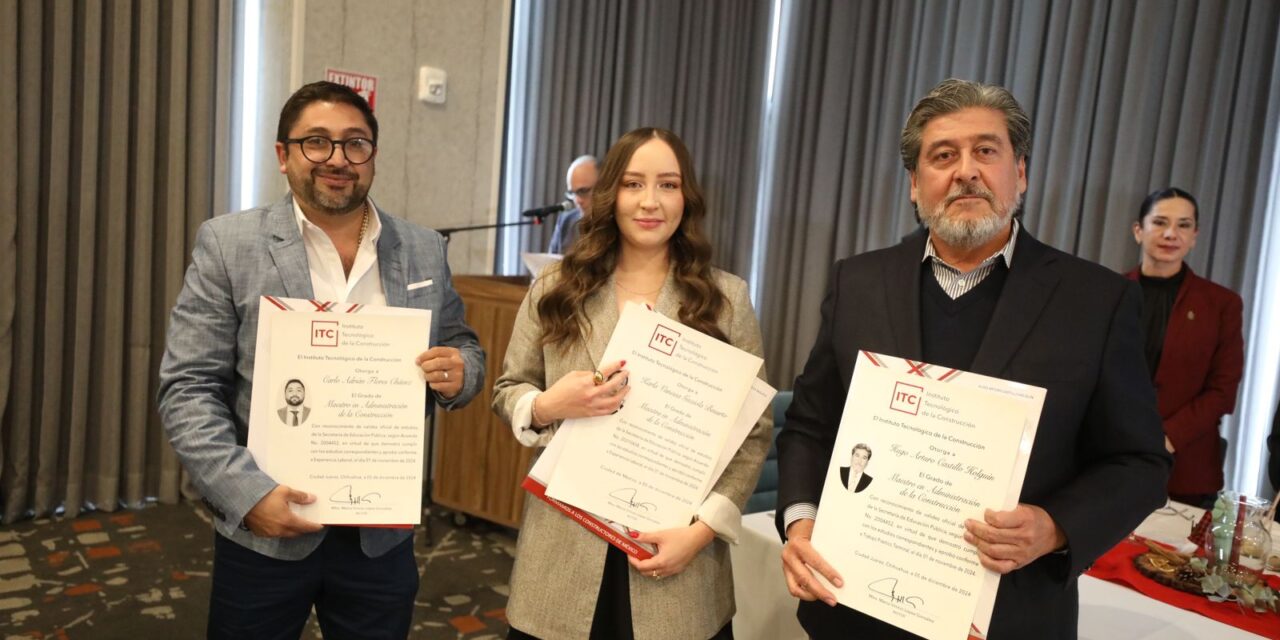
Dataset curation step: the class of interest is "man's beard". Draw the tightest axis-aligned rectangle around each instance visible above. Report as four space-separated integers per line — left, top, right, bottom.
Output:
298 168 369 215
920 182 1021 251
286 396 304 406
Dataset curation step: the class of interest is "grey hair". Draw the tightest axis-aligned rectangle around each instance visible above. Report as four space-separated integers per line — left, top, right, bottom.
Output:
900 79 1031 173
852 443 872 461
565 154 598 189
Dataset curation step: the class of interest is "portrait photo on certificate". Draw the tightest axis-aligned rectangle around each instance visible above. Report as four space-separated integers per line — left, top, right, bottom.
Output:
247 297 432 526
811 351 1044 640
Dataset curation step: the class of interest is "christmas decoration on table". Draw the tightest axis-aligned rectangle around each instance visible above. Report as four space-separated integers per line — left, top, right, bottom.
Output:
1138 491 1278 613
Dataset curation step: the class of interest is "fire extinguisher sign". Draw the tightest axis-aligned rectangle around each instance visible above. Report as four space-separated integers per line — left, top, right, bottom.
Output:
325 68 378 111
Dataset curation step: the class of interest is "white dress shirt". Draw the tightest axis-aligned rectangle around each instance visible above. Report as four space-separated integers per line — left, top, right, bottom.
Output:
847 471 864 494
292 196 386 305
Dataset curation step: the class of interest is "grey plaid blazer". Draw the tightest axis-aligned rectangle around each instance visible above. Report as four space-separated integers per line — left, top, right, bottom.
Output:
158 194 484 560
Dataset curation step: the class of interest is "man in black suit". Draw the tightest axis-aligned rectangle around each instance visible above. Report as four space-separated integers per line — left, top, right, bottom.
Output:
775 79 1171 639
839 443 873 493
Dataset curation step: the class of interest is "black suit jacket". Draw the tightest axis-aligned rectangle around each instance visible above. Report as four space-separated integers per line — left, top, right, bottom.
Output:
838 466 873 492
776 227 1171 639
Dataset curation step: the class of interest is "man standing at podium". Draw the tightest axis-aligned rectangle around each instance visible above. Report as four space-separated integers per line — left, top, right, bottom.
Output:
158 81 484 638
548 154 597 254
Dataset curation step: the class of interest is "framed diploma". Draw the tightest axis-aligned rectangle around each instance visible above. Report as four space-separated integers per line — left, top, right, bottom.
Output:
247 297 432 526
811 351 1045 640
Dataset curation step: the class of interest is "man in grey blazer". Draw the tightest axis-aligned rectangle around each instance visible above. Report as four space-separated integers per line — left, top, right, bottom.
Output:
158 81 484 639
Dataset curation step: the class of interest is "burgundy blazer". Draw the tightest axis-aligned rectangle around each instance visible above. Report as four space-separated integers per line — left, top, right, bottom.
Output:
1126 265 1244 495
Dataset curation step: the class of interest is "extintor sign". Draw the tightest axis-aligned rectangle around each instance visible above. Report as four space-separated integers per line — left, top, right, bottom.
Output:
325 68 378 111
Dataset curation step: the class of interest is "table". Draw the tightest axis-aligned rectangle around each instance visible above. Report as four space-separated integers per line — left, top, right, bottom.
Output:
730 506 1276 640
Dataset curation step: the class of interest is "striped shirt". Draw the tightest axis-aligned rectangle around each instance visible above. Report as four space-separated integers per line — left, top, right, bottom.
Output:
922 219 1019 299
781 221 1020 534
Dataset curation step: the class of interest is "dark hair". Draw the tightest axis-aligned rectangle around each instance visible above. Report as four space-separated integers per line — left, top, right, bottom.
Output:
537 127 728 348
901 78 1032 173
852 443 872 462
1138 187 1198 226
284 379 305 390
276 81 379 143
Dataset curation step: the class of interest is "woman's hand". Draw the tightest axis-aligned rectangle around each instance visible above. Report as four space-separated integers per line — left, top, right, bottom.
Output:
627 521 716 579
534 360 630 423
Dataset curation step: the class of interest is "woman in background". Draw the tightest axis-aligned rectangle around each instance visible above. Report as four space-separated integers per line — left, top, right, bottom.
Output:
493 127 771 640
1127 187 1244 508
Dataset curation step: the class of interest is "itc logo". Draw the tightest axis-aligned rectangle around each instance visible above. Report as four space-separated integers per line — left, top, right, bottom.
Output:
311 321 339 347
890 382 923 415
648 325 680 356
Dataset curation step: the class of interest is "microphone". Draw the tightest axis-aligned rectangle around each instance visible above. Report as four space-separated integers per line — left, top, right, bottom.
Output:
521 200 574 218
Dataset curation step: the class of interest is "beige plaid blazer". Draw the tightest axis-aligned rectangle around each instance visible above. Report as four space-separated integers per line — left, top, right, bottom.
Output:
492 265 772 640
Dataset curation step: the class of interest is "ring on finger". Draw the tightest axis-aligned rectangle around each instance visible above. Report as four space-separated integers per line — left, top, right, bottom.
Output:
442 370 449 381
593 370 605 386
651 570 661 579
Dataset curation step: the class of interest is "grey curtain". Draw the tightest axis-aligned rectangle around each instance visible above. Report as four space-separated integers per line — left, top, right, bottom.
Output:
759 0 1280 385
504 0 772 277
0 0 234 522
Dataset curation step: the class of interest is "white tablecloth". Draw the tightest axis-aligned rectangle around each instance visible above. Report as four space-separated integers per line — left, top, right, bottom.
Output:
730 506 1275 640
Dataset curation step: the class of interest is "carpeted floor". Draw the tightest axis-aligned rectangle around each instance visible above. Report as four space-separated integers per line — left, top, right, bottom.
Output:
0 502 517 639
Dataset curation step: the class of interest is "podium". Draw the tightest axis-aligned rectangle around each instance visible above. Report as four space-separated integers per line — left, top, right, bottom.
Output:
432 275 535 528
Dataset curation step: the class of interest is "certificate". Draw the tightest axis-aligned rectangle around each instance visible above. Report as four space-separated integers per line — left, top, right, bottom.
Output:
247 297 431 526
525 376 777 558
811 351 1044 640
545 303 764 530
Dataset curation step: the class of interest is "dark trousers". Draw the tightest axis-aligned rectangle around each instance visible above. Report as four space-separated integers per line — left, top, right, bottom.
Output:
508 545 732 640
208 527 418 640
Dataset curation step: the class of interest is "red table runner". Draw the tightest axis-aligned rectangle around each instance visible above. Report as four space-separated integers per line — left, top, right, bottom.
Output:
1085 537 1280 638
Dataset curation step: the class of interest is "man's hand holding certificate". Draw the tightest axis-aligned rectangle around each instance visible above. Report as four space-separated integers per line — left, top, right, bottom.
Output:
809 352 1045 640
247 297 431 526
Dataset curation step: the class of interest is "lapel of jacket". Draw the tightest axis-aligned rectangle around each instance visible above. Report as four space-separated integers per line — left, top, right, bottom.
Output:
969 225 1060 377
1154 263 1196 386
1170 263 1195 310
885 228 927 361
376 205 408 308
581 277 622 367
266 194 315 300
652 266 681 327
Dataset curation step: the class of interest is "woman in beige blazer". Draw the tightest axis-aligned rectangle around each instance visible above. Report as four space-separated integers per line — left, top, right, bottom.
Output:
493 127 772 640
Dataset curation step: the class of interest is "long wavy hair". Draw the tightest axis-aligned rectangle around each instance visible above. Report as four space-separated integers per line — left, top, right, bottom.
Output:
537 127 728 348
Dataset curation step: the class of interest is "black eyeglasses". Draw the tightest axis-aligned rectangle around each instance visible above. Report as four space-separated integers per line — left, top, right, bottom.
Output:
565 186 594 199
281 136 377 165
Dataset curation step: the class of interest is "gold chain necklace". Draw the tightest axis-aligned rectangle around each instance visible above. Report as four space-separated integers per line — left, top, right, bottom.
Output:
614 277 663 296
355 202 369 248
